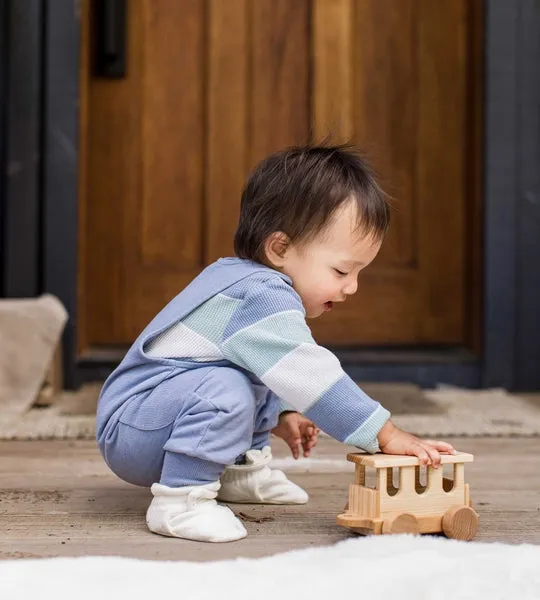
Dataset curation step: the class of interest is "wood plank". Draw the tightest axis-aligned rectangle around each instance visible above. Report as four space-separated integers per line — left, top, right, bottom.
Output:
0 437 539 559
82 1 207 345
140 0 205 269
249 0 310 166
348 484 378 518
347 451 474 468
417 0 468 341
83 0 143 343
353 0 418 268
312 0 354 142
311 0 422 345
206 0 248 262
354 463 366 485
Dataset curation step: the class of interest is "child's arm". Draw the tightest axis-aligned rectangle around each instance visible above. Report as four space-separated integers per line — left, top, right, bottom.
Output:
222 276 455 464
221 276 389 453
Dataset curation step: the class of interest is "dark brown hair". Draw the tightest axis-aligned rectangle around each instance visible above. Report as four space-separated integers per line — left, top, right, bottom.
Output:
234 144 390 263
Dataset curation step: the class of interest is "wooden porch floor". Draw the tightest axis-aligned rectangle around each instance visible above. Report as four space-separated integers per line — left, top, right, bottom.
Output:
0 436 539 561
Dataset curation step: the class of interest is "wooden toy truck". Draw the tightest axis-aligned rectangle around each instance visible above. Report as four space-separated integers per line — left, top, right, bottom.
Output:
337 451 479 540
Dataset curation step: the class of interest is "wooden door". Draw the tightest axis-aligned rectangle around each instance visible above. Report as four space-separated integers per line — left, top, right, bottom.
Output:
78 0 482 354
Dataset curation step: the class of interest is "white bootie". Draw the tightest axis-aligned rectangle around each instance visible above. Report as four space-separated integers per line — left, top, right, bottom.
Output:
218 446 309 504
146 481 247 542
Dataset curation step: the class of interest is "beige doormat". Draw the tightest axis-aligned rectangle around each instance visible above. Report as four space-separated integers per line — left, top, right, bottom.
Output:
0 384 98 440
1 382 539 441
393 385 540 437
0 295 67 416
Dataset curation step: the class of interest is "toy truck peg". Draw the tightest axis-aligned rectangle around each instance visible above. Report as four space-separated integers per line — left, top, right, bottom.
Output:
337 452 479 540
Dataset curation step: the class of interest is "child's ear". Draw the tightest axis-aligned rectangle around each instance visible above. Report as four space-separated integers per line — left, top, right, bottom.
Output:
264 232 290 267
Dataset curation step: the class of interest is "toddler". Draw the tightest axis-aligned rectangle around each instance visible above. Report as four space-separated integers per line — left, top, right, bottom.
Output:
96 145 454 543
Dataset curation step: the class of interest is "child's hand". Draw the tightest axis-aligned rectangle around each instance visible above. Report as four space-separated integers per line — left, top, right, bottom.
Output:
272 412 320 459
377 420 455 468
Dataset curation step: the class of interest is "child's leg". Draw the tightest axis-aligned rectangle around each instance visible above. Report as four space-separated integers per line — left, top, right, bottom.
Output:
102 366 257 542
150 367 260 542
100 366 257 486
159 367 258 486
249 384 280 452
218 385 308 505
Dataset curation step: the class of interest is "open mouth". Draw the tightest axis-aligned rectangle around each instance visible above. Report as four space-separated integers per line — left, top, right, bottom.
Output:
324 301 333 311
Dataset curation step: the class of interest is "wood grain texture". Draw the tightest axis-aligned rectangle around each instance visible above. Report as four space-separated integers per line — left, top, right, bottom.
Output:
140 0 204 269
82 0 143 343
382 512 420 535
79 0 482 349
312 0 354 142
249 0 310 166
347 451 474 468
416 0 468 342
206 0 248 262
442 505 479 540
309 0 480 346
353 0 418 269
81 1 207 344
0 437 538 560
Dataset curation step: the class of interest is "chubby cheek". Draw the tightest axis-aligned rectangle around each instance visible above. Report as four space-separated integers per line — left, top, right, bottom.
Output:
305 283 333 314
317 278 340 301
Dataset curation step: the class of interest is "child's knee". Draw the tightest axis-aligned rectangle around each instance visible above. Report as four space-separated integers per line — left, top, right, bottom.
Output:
194 367 256 419
164 369 256 464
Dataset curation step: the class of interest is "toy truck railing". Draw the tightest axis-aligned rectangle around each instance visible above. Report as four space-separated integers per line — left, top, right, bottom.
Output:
347 452 474 518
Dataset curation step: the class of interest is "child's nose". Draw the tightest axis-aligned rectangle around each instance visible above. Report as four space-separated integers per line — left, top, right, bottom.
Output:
343 278 358 296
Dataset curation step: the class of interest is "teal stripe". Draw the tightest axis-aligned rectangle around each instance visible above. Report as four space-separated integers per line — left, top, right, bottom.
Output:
222 310 315 376
183 294 241 346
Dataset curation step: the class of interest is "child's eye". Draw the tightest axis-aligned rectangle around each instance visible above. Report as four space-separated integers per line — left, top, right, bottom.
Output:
333 268 348 276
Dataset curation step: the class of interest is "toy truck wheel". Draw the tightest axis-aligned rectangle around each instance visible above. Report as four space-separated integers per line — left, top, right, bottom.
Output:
382 513 420 535
442 505 479 541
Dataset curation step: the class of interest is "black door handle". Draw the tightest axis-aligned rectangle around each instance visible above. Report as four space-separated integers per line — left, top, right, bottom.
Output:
94 0 127 78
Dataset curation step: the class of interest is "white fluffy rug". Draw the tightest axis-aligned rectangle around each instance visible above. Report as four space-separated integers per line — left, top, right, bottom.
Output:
1 536 539 600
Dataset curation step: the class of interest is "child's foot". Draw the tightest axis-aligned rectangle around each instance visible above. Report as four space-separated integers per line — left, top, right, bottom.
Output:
146 481 247 542
217 446 309 504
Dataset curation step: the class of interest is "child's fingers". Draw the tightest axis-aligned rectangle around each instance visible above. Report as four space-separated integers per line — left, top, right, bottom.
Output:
305 435 318 449
302 434 318 457
424 440 456 454
289 437 301 459
411 444 431 466
423 444 442 468
305 424 320 438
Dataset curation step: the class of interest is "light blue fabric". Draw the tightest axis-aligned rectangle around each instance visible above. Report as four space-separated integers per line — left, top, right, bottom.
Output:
96 257 390 487
100 367 279 487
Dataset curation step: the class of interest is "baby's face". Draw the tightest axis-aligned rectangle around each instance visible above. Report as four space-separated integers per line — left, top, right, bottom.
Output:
280 202 382 319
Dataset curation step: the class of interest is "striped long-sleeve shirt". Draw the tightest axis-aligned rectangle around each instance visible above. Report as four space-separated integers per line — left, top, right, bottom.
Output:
143 260 390 453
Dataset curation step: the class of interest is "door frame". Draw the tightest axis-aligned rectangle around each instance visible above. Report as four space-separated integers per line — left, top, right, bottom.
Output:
2 0 539 390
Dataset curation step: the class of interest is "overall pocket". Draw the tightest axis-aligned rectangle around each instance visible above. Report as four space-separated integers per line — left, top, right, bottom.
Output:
118 382 186 431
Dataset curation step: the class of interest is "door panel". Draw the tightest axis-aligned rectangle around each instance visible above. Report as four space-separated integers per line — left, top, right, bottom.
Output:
311 0 473 345
79 0 481 352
